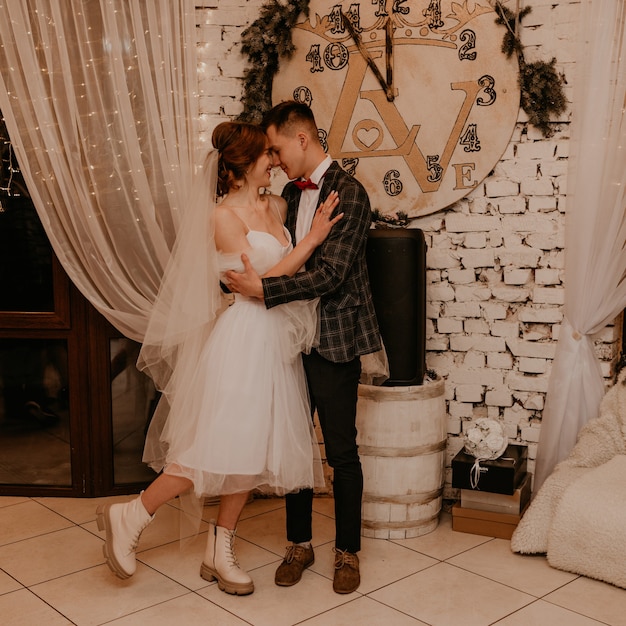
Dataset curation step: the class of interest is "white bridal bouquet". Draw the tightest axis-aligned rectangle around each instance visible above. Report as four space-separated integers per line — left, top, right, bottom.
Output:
464 418 508 461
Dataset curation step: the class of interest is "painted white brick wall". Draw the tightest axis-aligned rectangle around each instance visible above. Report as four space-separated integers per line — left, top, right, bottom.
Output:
194 1 623 498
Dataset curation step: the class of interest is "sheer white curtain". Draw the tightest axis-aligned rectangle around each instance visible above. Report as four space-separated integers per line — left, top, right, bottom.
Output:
0 0 198 341
534 0 626 490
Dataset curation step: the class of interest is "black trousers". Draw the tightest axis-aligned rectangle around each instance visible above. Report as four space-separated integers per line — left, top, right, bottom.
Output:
285 349 363 553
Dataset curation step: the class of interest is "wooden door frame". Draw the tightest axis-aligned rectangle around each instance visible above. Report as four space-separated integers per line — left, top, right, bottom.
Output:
87 306 153 497
0 272 91 497
0 263 151 498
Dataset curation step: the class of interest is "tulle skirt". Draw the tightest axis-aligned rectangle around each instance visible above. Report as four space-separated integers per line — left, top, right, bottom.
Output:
143 294 324 497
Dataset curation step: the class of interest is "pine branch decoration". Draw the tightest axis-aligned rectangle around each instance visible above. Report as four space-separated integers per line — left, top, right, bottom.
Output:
237 0 310 124
496 4 532 58
494 1 567 137
519 58 567 137
371 209 410 228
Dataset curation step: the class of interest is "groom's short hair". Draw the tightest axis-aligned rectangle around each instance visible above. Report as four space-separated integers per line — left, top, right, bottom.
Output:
262 100 318 137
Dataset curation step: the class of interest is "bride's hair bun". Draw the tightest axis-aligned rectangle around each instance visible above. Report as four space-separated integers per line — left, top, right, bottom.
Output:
212 122 267 196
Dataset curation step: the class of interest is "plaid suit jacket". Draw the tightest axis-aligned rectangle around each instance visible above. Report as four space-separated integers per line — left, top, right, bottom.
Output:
262 161 382 363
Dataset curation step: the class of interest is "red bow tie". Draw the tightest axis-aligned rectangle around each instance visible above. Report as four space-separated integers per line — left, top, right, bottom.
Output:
294 178 318 190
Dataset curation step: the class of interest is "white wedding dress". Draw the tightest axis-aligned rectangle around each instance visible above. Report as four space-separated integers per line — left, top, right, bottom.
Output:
143 226 323 497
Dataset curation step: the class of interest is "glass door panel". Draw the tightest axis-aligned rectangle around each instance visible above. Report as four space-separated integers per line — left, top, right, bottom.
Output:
110 337 157 485
0 196 54 312
0 338 71 486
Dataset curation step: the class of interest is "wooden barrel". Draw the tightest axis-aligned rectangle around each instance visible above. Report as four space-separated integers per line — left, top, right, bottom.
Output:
356 377 446 539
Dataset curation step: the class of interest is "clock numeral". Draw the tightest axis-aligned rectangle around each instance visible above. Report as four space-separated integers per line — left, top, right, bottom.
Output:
383 170 403 196
318 129 329 153
458 29 477 61
373 0 388 17
323 42 349 70
477 75 496 106
460 123 481 152
305 44 324 73
329 5 344 33
427 155 443 183
346 4 362 32
332 4 361 32
293 86 313 108
393 1 410 16
341 158 359 176
424 0 444 29
369 0 410 18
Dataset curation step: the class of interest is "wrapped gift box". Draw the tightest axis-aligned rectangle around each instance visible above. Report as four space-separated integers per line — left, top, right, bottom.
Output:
452 503 528 540
452 444 528 495
460 472 531 514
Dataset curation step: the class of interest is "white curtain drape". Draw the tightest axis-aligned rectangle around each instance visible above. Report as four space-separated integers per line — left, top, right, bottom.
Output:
0 0 198 341
534 0 626 490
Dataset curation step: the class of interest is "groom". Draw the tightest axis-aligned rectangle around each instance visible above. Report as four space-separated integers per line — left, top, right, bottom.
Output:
225 100 383 594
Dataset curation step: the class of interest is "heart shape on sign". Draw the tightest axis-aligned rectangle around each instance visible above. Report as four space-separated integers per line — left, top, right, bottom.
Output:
353 120 384 151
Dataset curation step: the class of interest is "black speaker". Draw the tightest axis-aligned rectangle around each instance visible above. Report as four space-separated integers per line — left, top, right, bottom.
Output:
366 228 427 386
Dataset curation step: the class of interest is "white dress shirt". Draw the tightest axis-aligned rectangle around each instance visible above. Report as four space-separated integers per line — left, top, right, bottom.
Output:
294 155 332 247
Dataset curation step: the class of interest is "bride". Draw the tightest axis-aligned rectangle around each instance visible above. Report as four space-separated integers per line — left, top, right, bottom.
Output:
97 121 342 596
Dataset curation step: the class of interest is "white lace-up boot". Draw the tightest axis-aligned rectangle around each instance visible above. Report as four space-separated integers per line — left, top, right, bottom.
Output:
200 520 254 595
96 494 154 579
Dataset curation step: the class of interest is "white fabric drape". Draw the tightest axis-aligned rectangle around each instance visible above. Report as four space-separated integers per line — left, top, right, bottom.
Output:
534 0 626 491
0 0 198 341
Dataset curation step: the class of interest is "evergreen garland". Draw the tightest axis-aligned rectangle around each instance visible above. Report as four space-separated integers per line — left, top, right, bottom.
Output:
237 0 310 124
494 1 567 137
371 208 410 229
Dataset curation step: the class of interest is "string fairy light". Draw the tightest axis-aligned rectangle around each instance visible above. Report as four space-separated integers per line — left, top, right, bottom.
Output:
0 125 19 211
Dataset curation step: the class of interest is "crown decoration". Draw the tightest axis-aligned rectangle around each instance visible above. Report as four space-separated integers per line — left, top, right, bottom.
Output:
238 0 566 141
295 0 493 50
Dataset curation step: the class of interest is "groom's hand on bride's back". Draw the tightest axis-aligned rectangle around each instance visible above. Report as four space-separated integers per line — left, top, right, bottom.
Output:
224 254 264 299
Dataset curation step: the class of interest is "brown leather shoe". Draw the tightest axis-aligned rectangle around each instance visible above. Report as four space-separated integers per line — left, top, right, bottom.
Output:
274 544 315 586
333 548 360 594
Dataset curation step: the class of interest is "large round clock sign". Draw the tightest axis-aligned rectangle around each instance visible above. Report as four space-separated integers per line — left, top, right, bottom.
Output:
271 0 520 218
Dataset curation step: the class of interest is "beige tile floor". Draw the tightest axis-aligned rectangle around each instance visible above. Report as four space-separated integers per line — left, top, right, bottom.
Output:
1 495 626 626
